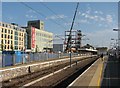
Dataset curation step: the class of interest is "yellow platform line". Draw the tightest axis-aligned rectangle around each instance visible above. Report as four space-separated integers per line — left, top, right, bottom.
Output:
98 61 104 87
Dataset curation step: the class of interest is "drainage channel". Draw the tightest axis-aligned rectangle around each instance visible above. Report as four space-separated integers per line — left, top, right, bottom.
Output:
53 58 98 88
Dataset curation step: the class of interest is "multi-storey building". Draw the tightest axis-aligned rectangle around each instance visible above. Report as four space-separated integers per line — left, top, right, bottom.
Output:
0 22 27 51
64 30 82 52
26 20 53 52
28 20 44 30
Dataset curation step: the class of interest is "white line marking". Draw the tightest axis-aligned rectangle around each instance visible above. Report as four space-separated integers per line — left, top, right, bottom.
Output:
22 60 76 87
21 56 95 87
67 58 99 87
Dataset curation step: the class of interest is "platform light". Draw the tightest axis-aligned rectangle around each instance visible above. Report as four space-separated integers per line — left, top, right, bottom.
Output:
113 28 120 31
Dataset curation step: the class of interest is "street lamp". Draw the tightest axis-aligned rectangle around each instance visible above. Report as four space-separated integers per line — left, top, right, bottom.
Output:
111 38 118 48
113 29 120 46
113 28 120 58
113 29 120 31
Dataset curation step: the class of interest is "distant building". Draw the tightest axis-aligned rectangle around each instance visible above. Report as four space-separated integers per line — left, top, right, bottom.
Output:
26 20 53 52
28 20 44 30
96 47 108 55
0 22 27 51
79 44 97 55
81 44 95 50
53 44 64 53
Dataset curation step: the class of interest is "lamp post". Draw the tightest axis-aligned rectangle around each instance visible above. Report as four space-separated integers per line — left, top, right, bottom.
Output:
113 28 120 58
111 38 118 47
113 28 120 46
45 40 53 60
55 34 65 52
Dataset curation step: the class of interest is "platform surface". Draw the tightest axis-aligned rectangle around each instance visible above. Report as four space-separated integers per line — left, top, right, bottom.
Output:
101 55 120 87
68 57 105 87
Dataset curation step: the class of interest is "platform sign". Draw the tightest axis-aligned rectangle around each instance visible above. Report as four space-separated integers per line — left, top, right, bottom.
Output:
31 27 36 48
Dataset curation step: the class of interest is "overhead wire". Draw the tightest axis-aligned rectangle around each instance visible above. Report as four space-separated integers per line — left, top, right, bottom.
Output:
19 2 67 30
39 2 68 23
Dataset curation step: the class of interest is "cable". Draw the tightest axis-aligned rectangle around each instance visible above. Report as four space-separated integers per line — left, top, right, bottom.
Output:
39 2 68 23
19 2 67 30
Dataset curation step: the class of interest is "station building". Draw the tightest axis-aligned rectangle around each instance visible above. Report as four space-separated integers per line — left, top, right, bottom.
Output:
0 22 27 51
26 20 53 52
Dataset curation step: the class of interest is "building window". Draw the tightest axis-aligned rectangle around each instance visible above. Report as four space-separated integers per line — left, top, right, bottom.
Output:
1 34 3 38
1 40 3 44
8 40 10 44
5 29 7 33
11 30 13 34
15 46 18 49
8 30 10 33
6 24 8 27
15 36 18 40
5 45 6 49
11 36 12 39
13 26 15 29
41 23 43 25
19 37 21 41
2 28 4 32
2 23 4 27
8 45 9 49
5 34 7 38
15 41 18 45
8 35 10 39
15 31 18 35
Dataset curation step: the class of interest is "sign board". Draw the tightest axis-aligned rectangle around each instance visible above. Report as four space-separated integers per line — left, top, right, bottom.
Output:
31 27 36 48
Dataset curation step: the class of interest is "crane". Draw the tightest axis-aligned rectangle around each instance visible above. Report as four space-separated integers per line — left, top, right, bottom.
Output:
64 2 79 52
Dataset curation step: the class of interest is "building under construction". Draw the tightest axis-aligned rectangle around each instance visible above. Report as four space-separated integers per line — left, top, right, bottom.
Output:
64 30 82 52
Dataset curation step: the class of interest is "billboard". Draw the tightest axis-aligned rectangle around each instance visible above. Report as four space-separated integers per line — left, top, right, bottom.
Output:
31 27 36 48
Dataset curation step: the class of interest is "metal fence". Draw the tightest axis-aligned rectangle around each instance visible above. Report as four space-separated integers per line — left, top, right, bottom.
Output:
2 52 79 67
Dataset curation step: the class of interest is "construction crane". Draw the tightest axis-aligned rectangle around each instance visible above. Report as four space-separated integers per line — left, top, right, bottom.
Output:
64 2 79 52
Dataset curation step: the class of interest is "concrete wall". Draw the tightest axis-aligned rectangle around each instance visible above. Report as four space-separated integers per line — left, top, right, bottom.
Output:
1 66 28 82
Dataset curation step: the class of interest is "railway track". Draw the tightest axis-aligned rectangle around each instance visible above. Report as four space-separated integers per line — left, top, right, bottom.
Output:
2 56 98 87
53 57 97 88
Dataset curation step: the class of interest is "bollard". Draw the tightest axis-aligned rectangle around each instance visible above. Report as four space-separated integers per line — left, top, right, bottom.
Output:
28 66 31 73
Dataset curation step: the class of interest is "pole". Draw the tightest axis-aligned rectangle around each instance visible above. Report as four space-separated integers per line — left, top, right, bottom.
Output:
69 2 79 67
70 41 72 67
65 2 79 52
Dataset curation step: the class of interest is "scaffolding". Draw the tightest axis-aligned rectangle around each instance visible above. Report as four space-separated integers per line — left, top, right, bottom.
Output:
64 30 82 52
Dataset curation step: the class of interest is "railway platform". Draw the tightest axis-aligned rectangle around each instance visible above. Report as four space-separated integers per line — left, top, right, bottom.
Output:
101 55 120 87
67 56 107 87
